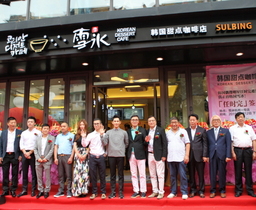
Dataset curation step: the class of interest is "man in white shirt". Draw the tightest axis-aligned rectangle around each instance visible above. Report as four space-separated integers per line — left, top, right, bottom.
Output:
229 112 256 197
34 124 55 199
18 116 41 197
82 118 106 200
166 117 190 200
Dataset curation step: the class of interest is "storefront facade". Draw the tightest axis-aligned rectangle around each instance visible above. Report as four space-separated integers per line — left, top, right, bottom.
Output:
0 0 256 131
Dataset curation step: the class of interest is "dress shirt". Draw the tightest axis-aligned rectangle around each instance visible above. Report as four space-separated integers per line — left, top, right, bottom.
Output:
214 127 220 140
83 130 105 156
190 126 197 141
166 128 190 162
55 132 74 155
229 124 256 148
148 126 156 152
6 129 16 152
41 136 48 155
20 128 41 150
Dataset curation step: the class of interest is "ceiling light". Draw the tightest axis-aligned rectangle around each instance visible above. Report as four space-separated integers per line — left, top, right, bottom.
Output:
236 52 243 56
132 101 135 109
82 62 89 66
95 74 100 78
111 77 126 82
109 101 113 110
156 57 164 61
124 85 141 88
135 79 149 82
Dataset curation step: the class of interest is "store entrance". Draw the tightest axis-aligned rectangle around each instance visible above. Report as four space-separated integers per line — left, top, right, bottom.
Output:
93 84 161 131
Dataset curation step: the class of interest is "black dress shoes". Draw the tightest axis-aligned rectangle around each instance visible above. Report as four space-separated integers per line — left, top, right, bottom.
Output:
108 192 116 199
44 192 49 198
17 191 28 197
119 192 124 199
10 191 16 197
248 193 256 197
189 192 196 198
36 191 44 199
235 192 242 197
1 191 9 196
31 191 36 197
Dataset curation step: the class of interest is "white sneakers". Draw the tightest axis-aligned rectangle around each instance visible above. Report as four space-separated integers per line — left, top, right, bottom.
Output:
167 193 188 200
182 194 188 200
167 193 176 198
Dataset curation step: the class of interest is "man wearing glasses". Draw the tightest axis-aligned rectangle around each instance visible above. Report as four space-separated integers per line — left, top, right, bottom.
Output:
127 115 147 198
82 118 106 200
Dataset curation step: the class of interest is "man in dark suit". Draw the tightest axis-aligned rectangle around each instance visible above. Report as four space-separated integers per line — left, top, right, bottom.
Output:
145 116 167 199
186 114 208 198
127 115 147 198
0 117 22 197
207 115 231 198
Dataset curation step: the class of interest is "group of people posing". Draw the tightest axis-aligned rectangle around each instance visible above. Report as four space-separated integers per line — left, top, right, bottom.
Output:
0 111 255 200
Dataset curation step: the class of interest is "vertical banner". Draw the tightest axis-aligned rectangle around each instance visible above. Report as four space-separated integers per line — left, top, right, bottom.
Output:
206 63 256 121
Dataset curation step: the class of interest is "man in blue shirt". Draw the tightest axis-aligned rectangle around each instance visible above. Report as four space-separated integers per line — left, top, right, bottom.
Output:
53 122 74 198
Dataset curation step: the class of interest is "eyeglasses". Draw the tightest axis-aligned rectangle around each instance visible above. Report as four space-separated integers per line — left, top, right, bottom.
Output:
93 123 100 125
131 119 139 121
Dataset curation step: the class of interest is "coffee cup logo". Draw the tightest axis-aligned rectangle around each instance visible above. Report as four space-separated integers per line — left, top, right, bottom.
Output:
30 39 48 52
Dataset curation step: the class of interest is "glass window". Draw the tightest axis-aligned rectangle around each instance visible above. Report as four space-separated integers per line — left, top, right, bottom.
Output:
191 72 209 125
0 1 27 24
30 60 47 73
9 81 25 128
94 68 159 85
0 63 8 75
70 0 110 15
69 79 86 131
168 71 187 127
114 0 155 10
28 80 45 126
12 62 26 74
0 83 6 131
159 0 208 6
48 78 65 126
30 0 67 20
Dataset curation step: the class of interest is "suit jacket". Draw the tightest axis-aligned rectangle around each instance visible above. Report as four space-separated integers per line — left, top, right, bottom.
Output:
147 126 167 161
186 126 208 162
0 129 22 159
127 126 147 160
207 127 232 160
34 134 55 165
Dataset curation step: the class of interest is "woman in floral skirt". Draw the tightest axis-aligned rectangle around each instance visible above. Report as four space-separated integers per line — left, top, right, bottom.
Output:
72 119 89 197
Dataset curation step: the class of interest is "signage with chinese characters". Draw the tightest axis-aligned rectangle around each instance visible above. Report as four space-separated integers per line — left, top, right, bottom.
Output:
206 63 256 121
115 27 136 42
151 25 207 37
73 27 111 50
5 33 28 56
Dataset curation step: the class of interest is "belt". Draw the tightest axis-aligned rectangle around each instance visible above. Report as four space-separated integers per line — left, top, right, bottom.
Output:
58 154 70 156
7 152 14 155
234 147 252 150
90 154 104 158
148 151 154 154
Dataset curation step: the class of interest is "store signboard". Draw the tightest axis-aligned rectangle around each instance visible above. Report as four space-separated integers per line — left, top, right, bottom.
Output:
206 63 256 121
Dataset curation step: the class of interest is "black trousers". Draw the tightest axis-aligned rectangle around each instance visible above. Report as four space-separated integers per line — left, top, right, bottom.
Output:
234 147 254 194
188 151 205 194
2 153 19 192
209 152 226 193
89 155 106 194
108 157 124 194
21 152 37 191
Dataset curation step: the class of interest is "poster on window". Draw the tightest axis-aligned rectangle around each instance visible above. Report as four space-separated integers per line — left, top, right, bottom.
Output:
206 63 256 121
